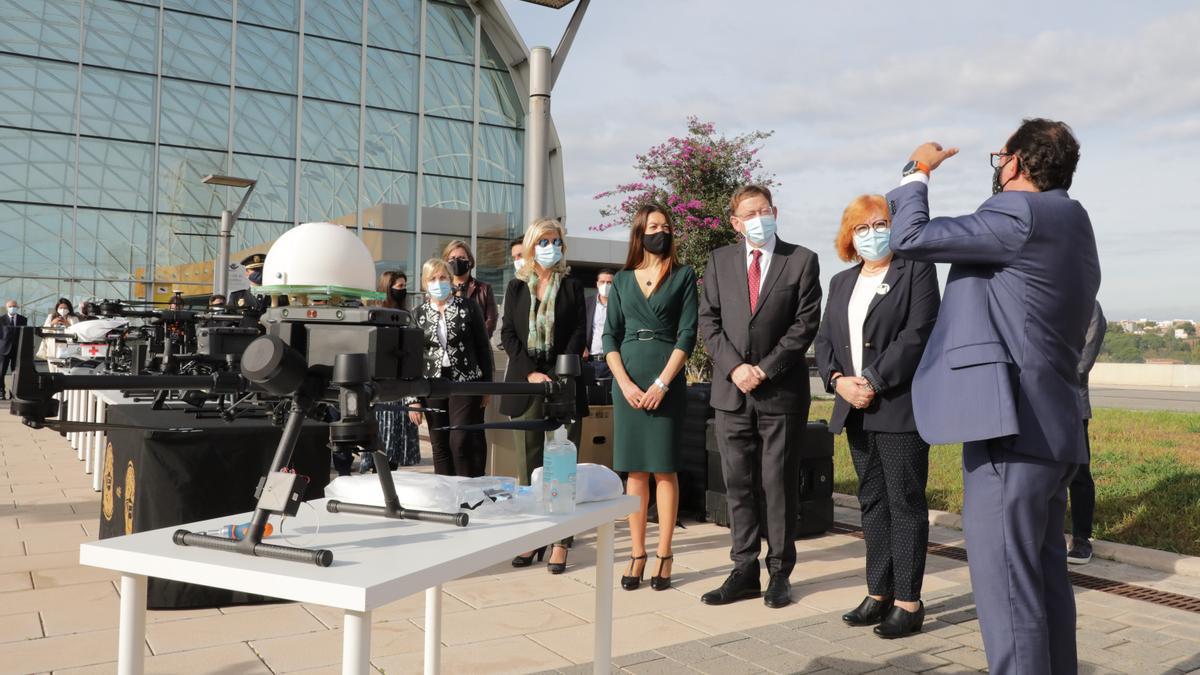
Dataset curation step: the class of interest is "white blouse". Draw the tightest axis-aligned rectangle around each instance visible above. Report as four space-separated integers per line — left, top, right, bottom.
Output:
847 268 888 376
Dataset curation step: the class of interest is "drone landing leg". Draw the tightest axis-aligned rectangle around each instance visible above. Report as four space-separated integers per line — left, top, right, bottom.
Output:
174 401 334 566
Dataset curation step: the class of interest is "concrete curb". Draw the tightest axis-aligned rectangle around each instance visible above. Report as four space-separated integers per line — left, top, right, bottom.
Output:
832 492 1200 579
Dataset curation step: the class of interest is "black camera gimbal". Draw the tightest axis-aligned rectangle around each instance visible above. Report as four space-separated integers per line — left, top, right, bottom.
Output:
8 303 580 567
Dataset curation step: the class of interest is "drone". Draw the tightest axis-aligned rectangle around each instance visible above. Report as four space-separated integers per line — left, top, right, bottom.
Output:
8 223 580 567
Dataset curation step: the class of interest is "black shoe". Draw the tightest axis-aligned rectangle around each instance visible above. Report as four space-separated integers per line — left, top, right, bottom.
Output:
621 554 647 590
650 554 672 591
1067 536 1093 565
843 596 894 626
547 543 569 574
874 602 924 639
700 569 761 605
764 573 791 609
512 546 547 568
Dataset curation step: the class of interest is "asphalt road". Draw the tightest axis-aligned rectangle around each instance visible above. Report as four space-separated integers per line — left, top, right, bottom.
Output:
1090 387 1200 413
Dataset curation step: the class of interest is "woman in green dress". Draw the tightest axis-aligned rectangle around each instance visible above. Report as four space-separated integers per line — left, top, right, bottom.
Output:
603 204 698 591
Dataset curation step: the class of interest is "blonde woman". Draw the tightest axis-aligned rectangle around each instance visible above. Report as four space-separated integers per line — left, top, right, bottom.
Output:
407 259 494 477
500 219 588 573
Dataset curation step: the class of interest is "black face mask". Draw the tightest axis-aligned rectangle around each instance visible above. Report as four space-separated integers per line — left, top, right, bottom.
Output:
248 270 263 285
992 156 1017 196
389 288 407 306
643 231 673 256
448 258 471 277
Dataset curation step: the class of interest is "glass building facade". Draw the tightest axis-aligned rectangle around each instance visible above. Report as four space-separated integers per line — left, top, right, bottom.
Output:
0 0 527 320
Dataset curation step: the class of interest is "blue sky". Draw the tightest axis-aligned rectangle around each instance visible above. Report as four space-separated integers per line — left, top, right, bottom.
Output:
500 0 1200 320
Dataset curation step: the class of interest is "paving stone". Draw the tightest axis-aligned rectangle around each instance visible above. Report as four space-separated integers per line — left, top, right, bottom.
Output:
653 640 725 665
935 609 978 625
920 621 970 639
623 657 697 675
1106 637 1195 664
1110 625 1184 647
811 652 880 674
700 632 754 647
1076 615 1128 634
751 650 829 674
557 665 596 675
613 650 666 668
775 634 850 658
1074 629 1127 650
782 616 827 630
886 650 953 672
946 630 985 651
867 668 915 675
797 620 859 643
834 633 908 658
690 655 765 674
936 646 988 670
743 622 802 644
889 631 960 655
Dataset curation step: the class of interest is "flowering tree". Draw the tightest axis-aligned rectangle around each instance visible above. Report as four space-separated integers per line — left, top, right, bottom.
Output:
592 117 776 381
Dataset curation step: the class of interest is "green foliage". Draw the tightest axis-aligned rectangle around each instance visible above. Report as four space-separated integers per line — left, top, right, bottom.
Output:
1100 329 1200 364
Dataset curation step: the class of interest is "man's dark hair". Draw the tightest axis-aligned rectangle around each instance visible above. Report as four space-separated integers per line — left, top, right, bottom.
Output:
209 294 226 304
597 268 615 277
1006 118 1080 191
510 238 523 249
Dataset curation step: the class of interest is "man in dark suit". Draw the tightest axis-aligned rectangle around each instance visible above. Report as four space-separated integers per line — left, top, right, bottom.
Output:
698 185 822 609
583 269 615 388
1067 300 1107 565
228 253 267 314
0 299 29 399
888 119 1100 673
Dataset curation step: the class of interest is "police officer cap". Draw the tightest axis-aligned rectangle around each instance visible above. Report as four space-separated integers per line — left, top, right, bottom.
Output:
240 253 266 269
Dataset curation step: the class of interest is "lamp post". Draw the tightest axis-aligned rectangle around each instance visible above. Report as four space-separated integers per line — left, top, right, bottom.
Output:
518 0 590 225
201 174 257 298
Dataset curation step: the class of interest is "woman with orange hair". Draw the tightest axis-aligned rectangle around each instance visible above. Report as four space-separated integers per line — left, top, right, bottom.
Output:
814 194 940 639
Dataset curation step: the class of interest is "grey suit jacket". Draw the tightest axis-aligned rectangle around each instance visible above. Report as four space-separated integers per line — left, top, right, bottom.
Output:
698 237 822 415
1078 301 1106 419
888 181 1100 464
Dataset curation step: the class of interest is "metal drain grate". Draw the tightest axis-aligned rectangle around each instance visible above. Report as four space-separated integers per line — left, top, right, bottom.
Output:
829 522 1200 614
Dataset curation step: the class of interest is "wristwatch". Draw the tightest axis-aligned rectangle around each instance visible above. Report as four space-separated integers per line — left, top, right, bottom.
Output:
830 373 843 389
653 378 669 392
902 160 931 178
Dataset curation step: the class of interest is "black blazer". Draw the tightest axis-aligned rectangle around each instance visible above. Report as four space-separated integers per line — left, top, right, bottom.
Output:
814 258 940 434
499 275 588 418
698 238 822 414
0 313 29 356
411 297 494 383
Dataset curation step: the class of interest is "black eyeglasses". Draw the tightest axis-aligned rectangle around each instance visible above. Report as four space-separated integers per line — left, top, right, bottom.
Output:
852 220 890 237
989 152 1014 169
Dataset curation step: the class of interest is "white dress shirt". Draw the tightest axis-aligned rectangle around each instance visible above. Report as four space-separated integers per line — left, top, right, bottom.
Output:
589 298 607 356
744 233 777 292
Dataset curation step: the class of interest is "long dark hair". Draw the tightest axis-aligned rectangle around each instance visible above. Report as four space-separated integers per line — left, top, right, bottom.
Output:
622 204 679 288
54 297 76 316
376 270 406 308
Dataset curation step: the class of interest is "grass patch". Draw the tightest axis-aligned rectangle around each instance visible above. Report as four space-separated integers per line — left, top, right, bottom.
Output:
810 401 1200 556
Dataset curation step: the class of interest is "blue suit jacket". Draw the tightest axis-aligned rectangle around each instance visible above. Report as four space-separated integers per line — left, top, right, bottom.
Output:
887 181 1100 464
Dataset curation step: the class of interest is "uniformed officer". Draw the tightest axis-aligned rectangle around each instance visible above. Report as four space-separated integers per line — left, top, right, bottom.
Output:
228 253 266 313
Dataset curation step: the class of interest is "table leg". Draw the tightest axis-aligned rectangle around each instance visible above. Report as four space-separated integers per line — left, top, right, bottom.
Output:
84 392 96 474
424 584 442 675
594 521 615 675
71 390 82 457
117 574 147 675
93 399 106 492
342 609 372 675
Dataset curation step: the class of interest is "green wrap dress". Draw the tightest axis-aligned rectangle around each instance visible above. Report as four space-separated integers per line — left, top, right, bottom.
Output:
602 265 699 473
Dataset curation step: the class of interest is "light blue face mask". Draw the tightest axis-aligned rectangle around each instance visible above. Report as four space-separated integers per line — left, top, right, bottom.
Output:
742 214 777 245
427 279 452 301
855 229 892 262
535 240 562 267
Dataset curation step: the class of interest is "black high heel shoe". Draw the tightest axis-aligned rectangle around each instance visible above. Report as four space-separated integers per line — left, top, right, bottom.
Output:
650 554 673 591
621 554 648 590
843 596 894 626
874 601 924 639
512 546 547 568
547 543 570 574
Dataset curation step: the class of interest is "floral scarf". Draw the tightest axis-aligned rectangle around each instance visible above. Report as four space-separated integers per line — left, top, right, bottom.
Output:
525 272 560 358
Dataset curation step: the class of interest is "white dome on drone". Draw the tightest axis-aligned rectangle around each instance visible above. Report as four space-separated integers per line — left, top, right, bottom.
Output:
262 222 376 293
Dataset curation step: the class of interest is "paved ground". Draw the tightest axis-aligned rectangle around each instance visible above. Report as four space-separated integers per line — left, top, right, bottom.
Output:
3 414 1200 674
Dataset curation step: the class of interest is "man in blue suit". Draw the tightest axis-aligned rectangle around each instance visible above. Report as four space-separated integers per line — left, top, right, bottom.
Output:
887 118 1100 674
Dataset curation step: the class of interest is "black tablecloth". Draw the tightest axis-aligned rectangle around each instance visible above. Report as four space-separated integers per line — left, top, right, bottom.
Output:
98 403 331 609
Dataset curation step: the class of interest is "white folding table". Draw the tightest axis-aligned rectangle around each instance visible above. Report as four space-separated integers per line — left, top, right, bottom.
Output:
80 495 638 675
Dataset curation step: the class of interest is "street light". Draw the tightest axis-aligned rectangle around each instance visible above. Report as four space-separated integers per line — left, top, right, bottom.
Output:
201 174 257 298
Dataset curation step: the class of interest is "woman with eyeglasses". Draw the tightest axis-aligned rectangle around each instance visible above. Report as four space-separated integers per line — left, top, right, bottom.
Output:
814 194 941 639
442 239 499 338
500 218 589 574
407 259 494 477
604 204 698 592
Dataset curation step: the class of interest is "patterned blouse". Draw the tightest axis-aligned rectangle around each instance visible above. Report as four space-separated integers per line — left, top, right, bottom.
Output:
412 296 494 383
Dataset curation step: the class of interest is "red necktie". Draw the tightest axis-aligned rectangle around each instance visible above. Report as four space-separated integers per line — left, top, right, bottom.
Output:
748 249 762 313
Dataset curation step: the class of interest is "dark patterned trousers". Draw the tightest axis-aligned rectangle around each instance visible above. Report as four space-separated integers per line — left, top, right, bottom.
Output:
845 415 930 601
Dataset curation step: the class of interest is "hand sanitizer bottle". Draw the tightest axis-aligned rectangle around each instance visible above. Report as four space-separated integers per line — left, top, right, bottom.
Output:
542 426 577 514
